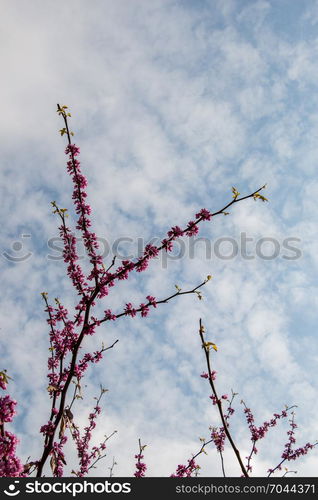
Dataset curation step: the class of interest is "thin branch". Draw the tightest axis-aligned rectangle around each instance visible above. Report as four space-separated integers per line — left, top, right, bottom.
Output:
199 319 249 478
108 457 117 478
106 256 117 272
101 185 267 286
95 279 209 326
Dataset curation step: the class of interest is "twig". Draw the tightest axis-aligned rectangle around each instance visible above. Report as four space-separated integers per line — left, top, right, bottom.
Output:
199 319 249 478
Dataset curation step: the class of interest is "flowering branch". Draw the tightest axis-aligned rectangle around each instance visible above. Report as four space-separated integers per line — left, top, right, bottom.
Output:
95 277 212 325
171 437 215 478
198 320 317 477
100 186 268 288
134 439 147 477
242 401 295 474
209 390 237 477
33 105 268 477
0 372 25 477
199 319 248 477
84 430 118 475
66 386 109 477
267 412 318 477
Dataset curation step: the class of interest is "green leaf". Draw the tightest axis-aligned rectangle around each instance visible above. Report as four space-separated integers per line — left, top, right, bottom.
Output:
253 192 268 202
204 341 218 352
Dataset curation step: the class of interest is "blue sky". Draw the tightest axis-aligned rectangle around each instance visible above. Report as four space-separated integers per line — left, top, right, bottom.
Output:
1 0 318 476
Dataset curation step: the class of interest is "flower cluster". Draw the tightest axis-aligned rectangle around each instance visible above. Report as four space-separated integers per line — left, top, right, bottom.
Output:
134 453 147 477
74 349 104 381
200 370 216 380
104 309 117 321
267 413 317 475
211 427 226 453
243 405 288 443
71 404 103 476
65 144 103 278
124 303 137 317
171 458 199 477
282 414 315 461
103 207 213 287
209 394 235 454
209 394 228 405
40 421 56 436
0 378 24 477
44 297 80 398
0 395 17 424
51 438 67 477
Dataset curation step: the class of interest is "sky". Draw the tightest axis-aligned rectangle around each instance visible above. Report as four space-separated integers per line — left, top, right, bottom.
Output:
1 0 318 477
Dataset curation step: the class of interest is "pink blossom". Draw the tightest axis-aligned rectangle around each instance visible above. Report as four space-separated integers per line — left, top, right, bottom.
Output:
144 244 159 257
104 309 117 321
135 258 149 273
195 208 212 220
0 396 17 424
140 304 150 317
125 303 137 317
167 226 184 238
65 144 80 156
40 421 55 436
161 238 174 252
211 427 226 452
146 296 157 308
185 221 199 237
172 458 198 477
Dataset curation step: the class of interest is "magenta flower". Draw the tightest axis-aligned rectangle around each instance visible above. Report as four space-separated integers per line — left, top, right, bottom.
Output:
135 258 149 273
144 244 159 257
125 303 137 317
65 144 80 156
161 238 174 252
0 396 17 424
185 221 199 237
167 226 184 238
211 428 226 453
195 208 212 220
104 309 117 321
172 458 198 477
140 304 150 317
134 454 147 477
146 296 157 308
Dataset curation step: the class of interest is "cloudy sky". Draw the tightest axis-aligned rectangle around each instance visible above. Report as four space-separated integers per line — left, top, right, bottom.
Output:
1 0 318 477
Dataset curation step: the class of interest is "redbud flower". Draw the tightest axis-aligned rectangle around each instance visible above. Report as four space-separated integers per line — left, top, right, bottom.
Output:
125 303 137 317
0 396 17 424
195 208 212 220
135 258 149 272
134 453 147 477
144 244 159 257
146 296 157 308
167 226 184 238
161 239 174 252
140 304 150 317
65 144 80 156
104 309 117 321
185 221 199 237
